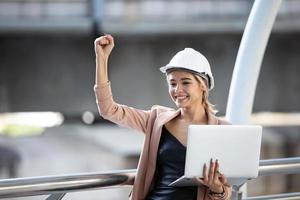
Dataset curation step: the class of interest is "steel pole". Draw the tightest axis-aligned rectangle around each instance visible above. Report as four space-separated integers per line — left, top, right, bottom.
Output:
225 0 282 199
226 0 282 124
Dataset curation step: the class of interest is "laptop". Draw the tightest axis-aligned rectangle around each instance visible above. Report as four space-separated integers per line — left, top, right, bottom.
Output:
169 125 262 187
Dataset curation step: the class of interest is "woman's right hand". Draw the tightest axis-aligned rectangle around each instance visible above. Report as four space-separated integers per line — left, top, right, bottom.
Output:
94 34 114 60
193 159 230 194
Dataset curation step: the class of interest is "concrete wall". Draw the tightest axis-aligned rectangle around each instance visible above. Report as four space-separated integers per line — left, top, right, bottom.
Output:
1 33 300 116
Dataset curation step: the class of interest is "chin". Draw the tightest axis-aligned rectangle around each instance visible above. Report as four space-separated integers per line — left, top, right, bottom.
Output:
175 102 189 109
172 98 191 108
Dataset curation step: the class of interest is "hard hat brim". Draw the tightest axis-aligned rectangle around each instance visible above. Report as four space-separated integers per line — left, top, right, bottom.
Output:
159 65 214 90
159 66 170 73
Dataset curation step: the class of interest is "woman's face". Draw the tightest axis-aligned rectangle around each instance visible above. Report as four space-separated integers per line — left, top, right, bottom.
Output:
167 70 205 109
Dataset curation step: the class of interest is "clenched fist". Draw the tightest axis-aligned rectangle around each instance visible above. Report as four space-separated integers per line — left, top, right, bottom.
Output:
94 34 114 60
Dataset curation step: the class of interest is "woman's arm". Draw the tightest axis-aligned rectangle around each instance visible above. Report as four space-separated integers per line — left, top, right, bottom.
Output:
94 35 151 133
94 34 114 85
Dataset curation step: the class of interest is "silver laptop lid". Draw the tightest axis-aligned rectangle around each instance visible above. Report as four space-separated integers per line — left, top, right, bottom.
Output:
184 125 262 180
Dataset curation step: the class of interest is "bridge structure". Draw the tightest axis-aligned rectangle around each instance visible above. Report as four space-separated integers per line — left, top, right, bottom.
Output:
0 0 299 200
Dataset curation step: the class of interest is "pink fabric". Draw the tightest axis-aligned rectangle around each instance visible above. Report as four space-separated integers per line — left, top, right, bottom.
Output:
94 82 232 200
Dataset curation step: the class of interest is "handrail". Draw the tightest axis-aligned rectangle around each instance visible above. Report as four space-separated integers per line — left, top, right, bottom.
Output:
0 169 136 199
243 192 300 200
0 158 299 199
259 157 300 165
259 157 300 176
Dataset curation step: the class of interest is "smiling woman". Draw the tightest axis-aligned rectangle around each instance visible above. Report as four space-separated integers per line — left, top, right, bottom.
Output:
93 35 232 200
167 72 205 109
164 56 216 115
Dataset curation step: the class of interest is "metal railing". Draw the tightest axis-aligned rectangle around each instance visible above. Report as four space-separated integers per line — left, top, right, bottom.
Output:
0 169 136 199
233 157 300 200
0 158 299 200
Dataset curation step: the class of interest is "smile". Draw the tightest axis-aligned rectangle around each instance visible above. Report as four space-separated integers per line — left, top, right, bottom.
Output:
175 95 189 101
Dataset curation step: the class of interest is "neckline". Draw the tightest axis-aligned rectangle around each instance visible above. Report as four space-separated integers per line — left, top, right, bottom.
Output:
162 126 187 148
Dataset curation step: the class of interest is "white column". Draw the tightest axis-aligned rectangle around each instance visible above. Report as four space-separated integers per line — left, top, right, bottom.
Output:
226 0 282 124
225 0 282 199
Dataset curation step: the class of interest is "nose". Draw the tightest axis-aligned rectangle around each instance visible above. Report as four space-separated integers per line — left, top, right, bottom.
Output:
174 83 182 92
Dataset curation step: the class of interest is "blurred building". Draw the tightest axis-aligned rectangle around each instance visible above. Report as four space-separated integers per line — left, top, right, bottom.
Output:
0 0 300 33
0 0 300 197
0 0 300 115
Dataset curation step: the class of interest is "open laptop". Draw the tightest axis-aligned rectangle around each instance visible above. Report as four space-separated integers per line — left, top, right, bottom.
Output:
169 125 262 187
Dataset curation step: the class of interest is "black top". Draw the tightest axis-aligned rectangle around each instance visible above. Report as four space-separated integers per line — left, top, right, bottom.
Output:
145 126 197 200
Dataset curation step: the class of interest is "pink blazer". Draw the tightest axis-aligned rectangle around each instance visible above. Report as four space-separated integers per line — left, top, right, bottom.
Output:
94 82 232 200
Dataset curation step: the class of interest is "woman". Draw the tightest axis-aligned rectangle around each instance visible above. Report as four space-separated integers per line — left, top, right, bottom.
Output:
94 34 232 200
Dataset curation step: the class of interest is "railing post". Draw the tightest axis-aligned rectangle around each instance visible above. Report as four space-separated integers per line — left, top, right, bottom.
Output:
46 193 66 200
232 185 244 200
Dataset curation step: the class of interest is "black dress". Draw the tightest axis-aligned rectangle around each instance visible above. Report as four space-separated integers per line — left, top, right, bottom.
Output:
145 126 197 200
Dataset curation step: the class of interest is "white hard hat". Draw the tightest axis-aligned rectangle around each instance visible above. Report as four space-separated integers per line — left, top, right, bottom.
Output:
160 48 214 90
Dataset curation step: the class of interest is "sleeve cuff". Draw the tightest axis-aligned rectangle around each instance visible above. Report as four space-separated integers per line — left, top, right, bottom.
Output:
94 81 113 101
94 81 110 90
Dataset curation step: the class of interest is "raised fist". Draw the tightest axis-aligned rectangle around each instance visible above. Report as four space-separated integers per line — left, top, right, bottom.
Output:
94 34 114 59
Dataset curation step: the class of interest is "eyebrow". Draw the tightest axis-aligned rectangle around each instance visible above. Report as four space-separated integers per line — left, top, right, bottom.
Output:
169 77 192 82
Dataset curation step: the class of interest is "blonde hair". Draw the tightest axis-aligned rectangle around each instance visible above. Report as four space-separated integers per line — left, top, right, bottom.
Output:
194 75 217 114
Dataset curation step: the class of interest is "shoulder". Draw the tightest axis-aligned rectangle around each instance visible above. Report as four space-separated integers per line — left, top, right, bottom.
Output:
148 105 178 119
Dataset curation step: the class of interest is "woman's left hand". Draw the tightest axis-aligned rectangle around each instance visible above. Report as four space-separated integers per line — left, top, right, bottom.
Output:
193 159 229 193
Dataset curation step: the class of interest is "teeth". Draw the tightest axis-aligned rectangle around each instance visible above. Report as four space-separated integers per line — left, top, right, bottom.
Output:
177 96 187 100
